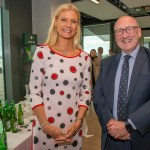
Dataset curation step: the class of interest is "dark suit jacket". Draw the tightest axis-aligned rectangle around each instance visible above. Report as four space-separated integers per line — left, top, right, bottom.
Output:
93 47 150 150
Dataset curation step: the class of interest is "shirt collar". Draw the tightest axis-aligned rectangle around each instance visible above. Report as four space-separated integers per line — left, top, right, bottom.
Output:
121 44 140 60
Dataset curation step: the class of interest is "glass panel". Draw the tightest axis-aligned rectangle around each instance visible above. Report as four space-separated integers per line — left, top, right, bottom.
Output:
144 37 150 49
0 8 5 103
83 23 110 58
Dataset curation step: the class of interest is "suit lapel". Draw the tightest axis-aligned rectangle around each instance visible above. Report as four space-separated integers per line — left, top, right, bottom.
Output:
128 48 147 100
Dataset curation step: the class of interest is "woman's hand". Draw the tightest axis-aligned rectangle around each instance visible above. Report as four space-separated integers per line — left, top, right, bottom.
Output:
42 124 67 142
65 119 82 139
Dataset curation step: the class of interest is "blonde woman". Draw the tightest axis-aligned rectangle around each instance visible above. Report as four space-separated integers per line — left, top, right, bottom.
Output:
29 3 91 150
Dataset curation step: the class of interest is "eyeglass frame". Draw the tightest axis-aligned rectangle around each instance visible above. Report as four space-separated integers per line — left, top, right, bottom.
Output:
114 26 139 36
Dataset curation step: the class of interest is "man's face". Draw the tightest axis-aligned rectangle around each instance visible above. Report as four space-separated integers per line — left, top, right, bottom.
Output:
98 48 103 54
114 16 141 53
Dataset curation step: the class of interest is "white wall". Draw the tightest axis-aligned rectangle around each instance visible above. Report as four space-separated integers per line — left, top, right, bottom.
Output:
32 0 70 44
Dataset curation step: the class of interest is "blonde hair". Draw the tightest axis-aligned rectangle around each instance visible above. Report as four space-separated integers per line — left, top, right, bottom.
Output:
45 3 82 49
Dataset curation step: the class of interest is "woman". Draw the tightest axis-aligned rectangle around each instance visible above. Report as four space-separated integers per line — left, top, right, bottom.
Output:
29 3 91 150
90 49 100 89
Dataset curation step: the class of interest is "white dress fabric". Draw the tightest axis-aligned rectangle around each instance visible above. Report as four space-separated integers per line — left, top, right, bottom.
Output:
29 45 91 150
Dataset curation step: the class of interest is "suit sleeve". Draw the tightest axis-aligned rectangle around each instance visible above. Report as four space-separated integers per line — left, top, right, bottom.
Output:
93 61 113 131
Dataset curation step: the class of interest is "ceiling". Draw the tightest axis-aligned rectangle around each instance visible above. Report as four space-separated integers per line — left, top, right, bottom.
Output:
71 0 150 28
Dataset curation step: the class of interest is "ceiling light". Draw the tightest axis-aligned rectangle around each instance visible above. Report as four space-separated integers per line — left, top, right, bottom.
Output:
90 0 100 4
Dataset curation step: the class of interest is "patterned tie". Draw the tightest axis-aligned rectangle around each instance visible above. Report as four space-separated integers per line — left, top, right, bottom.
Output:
117 55 131 121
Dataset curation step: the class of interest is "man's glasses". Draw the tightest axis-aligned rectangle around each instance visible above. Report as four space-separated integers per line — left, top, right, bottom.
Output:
114 26 139 36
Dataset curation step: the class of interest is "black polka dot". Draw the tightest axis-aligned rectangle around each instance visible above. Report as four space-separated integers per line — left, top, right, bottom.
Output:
50 51 55 55
75 111 78 117
74 78 77 81
63 80 68 85
38 127 41 131
47 106 51 110
47 134 52 139
72 140 78 147
57 113 61 117
48 57 51 59
60 59 64 63
80 72 83 78
56 83 59 86
34 136 39 144
83 85 86 89
60 123 65 129
72 86 75 90
43 142 46 145
50 89 55 95
86 100 90 106
67 94 71 99
58 101 62 105
79 63 82 66
45 76 48 79
64 145 67 149
30 98 32 102
60 69 64 73
55 144 58 147
47 97 49 101
49 64 53 67
34 76 38 80
88 66 91 72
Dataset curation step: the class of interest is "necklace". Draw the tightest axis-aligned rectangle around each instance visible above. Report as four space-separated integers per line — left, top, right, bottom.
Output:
63 50 68 55
57 44 69 55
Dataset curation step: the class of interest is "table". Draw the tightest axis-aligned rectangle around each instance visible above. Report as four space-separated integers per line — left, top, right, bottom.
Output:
7 116 34 150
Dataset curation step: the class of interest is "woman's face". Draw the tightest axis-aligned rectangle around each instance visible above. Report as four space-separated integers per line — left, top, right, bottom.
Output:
90 50 96 57
55 10 79 40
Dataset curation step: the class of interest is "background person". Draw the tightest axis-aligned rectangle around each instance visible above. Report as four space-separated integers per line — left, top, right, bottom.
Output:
109 49 115 56
90 49 100 89
97 47 103 61
94 16 150 150
29 3 91 150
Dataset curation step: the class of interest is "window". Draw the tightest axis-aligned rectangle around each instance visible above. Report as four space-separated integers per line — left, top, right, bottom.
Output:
0 7 5 102
144 37 150 49
83 23 110 58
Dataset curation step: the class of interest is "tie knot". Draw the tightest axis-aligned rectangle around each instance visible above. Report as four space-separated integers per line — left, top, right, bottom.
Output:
124 55 131 61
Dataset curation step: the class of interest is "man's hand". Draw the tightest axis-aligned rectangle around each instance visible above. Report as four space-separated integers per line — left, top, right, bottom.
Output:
106 119 130 140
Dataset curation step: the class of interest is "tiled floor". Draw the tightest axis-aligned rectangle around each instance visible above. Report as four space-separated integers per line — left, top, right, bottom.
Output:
83 104 102 150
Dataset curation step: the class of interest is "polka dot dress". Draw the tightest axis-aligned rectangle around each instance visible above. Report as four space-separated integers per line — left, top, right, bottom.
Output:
29 45 91 150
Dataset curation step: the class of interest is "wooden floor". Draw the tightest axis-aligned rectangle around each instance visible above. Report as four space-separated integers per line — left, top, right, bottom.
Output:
83 103 102 150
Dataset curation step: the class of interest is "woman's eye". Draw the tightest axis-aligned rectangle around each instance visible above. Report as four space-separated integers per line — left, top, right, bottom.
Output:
61 18 67 22
72 20 78 24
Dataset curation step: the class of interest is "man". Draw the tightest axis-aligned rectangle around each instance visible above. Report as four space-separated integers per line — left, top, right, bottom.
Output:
109 49 115 56
93 16 150 150
97 47 103 60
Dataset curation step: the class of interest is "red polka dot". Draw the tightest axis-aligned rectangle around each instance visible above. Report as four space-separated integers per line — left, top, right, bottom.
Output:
37 51 44 59
32 119 36 127
51 73 58 80
67 107 73 115
60 91 64 95
85 56 88 61
48 117 55 124
69 66 77 73
79 130 82 137
85 91 89 94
